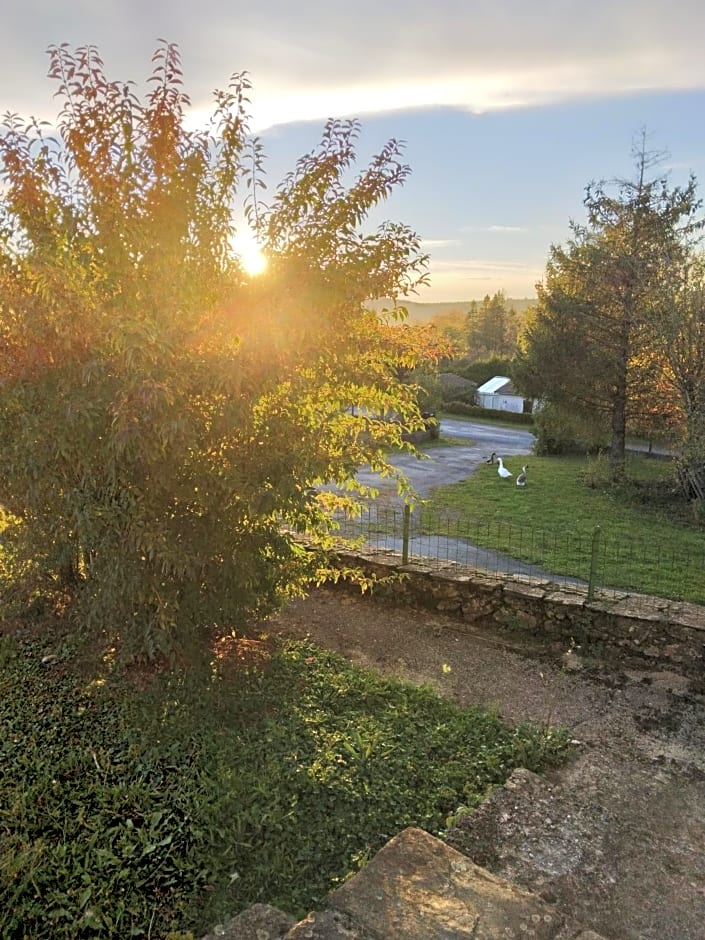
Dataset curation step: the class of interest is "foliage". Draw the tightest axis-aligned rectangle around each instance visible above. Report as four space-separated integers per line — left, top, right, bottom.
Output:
0 634 570 937
466 294 507 357
412 371 443 415
442 403 534 426
383 322 452 418
650 252 705 500
532 402 609 455
425 300 534 361
437 373 477 406
442 401 480 416
466 292 525 360
0 43 435 658
456 355 516 386
514 136 702 482
425 308 468 352
422 452 705 600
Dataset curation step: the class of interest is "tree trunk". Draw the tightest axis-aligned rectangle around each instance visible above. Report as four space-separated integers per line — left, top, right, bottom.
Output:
609 313 631 482
610 389 627 482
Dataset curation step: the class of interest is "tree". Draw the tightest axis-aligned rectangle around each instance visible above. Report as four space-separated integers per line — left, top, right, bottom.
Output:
0 43 433 659
467 292 506 358
465 291 524 361
514 136 701 480
426 308 467 355
650 252 705 499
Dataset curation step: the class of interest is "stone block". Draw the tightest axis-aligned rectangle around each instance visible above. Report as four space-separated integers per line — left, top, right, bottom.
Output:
546 592 585 609
503 582 548 601
328 826 565 939
667 603 705 631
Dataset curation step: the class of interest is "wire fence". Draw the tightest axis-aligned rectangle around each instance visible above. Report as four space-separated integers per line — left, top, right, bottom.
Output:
332 503 705 605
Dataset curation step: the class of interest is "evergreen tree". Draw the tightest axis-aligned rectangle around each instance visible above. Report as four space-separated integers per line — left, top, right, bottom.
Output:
515 135 701 480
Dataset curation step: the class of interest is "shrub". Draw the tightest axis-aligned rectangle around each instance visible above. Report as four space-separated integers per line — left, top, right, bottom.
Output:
437 373 477 405
0 44 433 658
443 403 534 426
450 356 515 387
533 403 608 455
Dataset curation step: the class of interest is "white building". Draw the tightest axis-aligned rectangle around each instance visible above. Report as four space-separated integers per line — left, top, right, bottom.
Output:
475 376 533 414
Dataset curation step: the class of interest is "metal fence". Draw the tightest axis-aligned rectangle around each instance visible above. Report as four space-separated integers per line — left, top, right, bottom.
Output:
332 503 705 605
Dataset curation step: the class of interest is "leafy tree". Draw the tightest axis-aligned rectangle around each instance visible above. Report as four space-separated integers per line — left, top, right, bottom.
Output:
514 137 701 480
651 252 705 499
0 43 433 658
461 355 515 387
427 308 468 354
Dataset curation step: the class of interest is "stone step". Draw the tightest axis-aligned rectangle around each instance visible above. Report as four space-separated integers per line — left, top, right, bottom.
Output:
285 827 607 940
203 827 608 940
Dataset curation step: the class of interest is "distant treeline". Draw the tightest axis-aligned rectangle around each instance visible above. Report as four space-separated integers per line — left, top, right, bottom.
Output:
370 296 536 323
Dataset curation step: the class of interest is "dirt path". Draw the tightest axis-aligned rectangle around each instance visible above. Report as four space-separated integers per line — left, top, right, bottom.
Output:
267 587 705 940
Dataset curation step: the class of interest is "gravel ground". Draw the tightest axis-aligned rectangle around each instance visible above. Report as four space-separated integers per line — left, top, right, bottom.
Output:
268 586 705 940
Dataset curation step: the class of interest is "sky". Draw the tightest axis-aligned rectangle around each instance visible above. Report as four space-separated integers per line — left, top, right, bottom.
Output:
3 0 705 302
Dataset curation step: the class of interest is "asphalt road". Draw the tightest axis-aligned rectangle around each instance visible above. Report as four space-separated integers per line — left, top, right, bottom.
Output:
355 417 535 499
343 417 586 584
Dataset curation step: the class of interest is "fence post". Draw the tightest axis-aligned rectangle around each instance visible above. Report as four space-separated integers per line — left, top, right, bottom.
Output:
587 525 601 601
402 504 411 564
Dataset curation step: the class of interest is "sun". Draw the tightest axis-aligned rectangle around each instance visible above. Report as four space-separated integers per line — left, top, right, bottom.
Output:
231 228 268 277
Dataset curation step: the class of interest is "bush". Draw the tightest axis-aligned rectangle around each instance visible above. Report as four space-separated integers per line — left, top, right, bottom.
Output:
446 356 514 387
0 44 432 658
443 402 535 426
413 373 444 415
437 373 477 405
444 400 477 416
533 403 608 455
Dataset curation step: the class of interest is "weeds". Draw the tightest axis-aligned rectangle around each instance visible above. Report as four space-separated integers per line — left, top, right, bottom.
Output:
0 636 570 937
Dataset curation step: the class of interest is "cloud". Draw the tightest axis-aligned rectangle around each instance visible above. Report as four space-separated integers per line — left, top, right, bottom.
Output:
459 225 528 235
421 238 460 249
3 1 705 125
422 256 543 300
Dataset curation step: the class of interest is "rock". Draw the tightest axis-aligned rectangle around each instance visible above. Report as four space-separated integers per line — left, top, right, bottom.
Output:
285 909 372 938
327 826 567 939
201 903 295 940
561 650 584 673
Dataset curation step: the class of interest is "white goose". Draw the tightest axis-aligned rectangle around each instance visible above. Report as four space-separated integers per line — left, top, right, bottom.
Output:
516 465 527 487
496 456 512 479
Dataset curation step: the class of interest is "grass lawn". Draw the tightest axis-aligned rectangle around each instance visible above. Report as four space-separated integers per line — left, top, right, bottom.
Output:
421 453 705 602
0 632 569 939
419 433 477 449
439 411 535 433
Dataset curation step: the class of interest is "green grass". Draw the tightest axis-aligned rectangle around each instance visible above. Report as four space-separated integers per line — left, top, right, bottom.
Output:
421 453 705 602
0 633 569 939
418 434 477 449
438 410 534 432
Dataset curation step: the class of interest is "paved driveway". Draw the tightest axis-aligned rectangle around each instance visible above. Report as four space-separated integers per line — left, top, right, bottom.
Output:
343 418 582 584
355 417 535 499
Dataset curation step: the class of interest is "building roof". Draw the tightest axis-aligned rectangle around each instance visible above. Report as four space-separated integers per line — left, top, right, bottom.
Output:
476 375 517 396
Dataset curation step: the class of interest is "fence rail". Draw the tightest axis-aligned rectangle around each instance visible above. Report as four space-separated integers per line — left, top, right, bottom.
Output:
333 503 705 605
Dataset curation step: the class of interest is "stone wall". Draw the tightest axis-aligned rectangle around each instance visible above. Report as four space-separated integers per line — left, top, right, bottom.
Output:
333 549 705 680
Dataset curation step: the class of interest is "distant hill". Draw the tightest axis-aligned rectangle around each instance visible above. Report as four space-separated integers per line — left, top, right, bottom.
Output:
370 298 536 322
